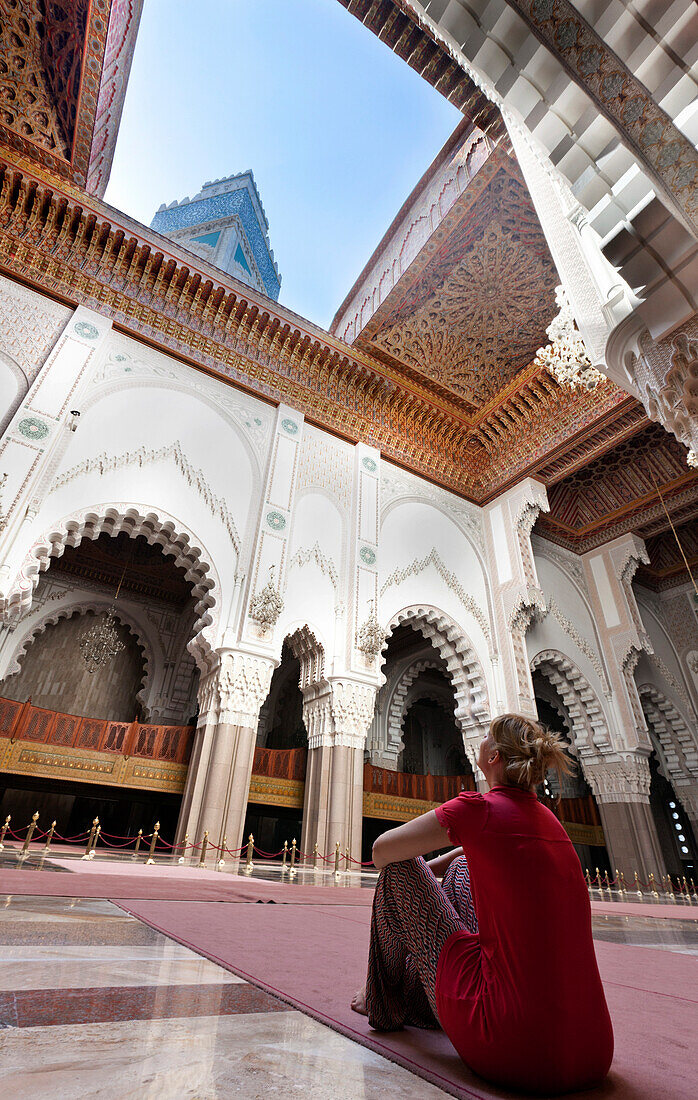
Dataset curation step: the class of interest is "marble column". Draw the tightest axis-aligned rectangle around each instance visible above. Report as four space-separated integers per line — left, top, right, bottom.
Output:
586 753 666 879
300 678 376 864
175 650 275 852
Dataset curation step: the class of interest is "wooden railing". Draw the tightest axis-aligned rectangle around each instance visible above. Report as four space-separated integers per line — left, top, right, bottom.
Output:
0 696 194 765
363 762 477 802
252 745 307 781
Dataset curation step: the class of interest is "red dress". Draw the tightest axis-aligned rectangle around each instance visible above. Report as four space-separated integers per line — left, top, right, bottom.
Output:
434 786 613 1093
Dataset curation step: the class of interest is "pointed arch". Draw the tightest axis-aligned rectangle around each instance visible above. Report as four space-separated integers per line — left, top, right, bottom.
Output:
383 605 490 738
530 649 612 765
1 506 222 670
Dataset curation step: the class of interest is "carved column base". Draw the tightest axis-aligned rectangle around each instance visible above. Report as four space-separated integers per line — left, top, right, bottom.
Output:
301 743 364 864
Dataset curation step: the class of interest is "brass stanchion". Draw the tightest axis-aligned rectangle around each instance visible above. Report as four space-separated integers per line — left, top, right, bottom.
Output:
585 868 592 890
634 871 642 897
178 833 189 864
312 842 318 870
344 846 350 872
198 830 209 869
90 824 101 858
0 814 10 851
282 839 288 871
618 870 627 895
132 828 143 859
666 874 676 901
43 821 56 853
604 870 611 891
289 838 297 877
145 821 160 866
594 866 603 895
21 812 39 855
82 818 99 860
649 871 659 898
682 876 691 902
334 840 341 877
218 835 227 869
690 877 698 901
245 833 254 872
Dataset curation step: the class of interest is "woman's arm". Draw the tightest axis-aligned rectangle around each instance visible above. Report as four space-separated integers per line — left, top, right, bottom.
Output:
372 810 451 870
427 846 464 878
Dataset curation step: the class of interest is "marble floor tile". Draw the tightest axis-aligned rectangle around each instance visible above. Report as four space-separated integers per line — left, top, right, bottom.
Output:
0 982 290 1027
591 912 698 956
0 948 246 989
0 1010 447 1100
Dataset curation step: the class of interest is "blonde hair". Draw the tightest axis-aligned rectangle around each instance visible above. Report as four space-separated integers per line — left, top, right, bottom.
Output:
489 713 575 790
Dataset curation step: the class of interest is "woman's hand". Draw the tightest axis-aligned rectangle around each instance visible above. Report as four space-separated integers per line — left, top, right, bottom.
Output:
372 810 451 869
427 846 464 879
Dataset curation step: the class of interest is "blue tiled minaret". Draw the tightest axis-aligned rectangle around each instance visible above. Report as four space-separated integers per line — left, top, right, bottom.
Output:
151 171 281 300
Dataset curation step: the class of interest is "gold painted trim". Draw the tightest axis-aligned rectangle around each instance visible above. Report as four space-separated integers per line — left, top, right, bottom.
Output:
247 774 305 810
0 738 187 794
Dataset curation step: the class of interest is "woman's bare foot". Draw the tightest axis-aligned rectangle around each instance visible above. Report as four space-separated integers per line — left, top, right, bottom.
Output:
351 987 368 1016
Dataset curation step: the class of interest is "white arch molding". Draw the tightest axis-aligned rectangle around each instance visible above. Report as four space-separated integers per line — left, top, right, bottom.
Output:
530 649 612 767
382 605 491 742
638 683 698 788
3 600 155 712
0 505 223 670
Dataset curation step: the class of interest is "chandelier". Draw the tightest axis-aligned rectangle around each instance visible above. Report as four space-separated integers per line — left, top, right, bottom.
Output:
80 606 125 674
534 286 605 392
80 544 131 673
356 600 386 661
249 565 284 634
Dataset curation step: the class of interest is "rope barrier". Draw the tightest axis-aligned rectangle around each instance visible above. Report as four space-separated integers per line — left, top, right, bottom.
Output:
2 813 696 900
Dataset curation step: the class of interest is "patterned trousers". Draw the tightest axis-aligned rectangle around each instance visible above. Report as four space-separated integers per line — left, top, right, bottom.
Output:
365 855 478 1031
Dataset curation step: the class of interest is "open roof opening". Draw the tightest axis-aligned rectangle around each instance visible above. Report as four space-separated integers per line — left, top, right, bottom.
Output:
103 0 462 328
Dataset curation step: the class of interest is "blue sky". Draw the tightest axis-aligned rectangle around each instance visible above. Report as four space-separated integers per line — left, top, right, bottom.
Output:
104 0 461 329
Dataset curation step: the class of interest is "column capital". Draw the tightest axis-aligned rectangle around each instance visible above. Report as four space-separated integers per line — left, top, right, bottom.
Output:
215 648 277 727
585 751 652 804
302 677 378 750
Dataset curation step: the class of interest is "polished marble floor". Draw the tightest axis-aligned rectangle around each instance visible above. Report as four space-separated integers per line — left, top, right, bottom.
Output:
1 853 697 1099
0 894 449 1099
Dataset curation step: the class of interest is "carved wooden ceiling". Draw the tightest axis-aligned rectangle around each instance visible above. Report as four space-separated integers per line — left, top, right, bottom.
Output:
0 0 139 194
353 151 559 410
52 532 195 608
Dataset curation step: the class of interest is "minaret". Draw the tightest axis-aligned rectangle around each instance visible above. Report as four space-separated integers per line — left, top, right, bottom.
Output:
150 171 281 300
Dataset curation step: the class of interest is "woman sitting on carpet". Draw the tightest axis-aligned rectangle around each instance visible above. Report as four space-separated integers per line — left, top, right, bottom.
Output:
351 713 614 1095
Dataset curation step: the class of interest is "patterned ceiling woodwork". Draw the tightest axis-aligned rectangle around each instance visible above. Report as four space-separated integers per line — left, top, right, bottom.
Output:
502 0 698 239
635 519 698 591
0 0 70 157
356 151 559 407
51 531 195 608
0 0 120 189
39 0 89 153
537 425 698 553
338 0 501 132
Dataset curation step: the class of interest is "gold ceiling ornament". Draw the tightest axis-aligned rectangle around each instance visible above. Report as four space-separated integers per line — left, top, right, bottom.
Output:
356 600 387 661
534 286 605 392
79 548 131 674
249 565 284 634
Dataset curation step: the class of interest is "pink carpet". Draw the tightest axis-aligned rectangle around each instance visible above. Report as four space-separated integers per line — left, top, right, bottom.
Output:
0 862 373 904
114 895 698 1100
